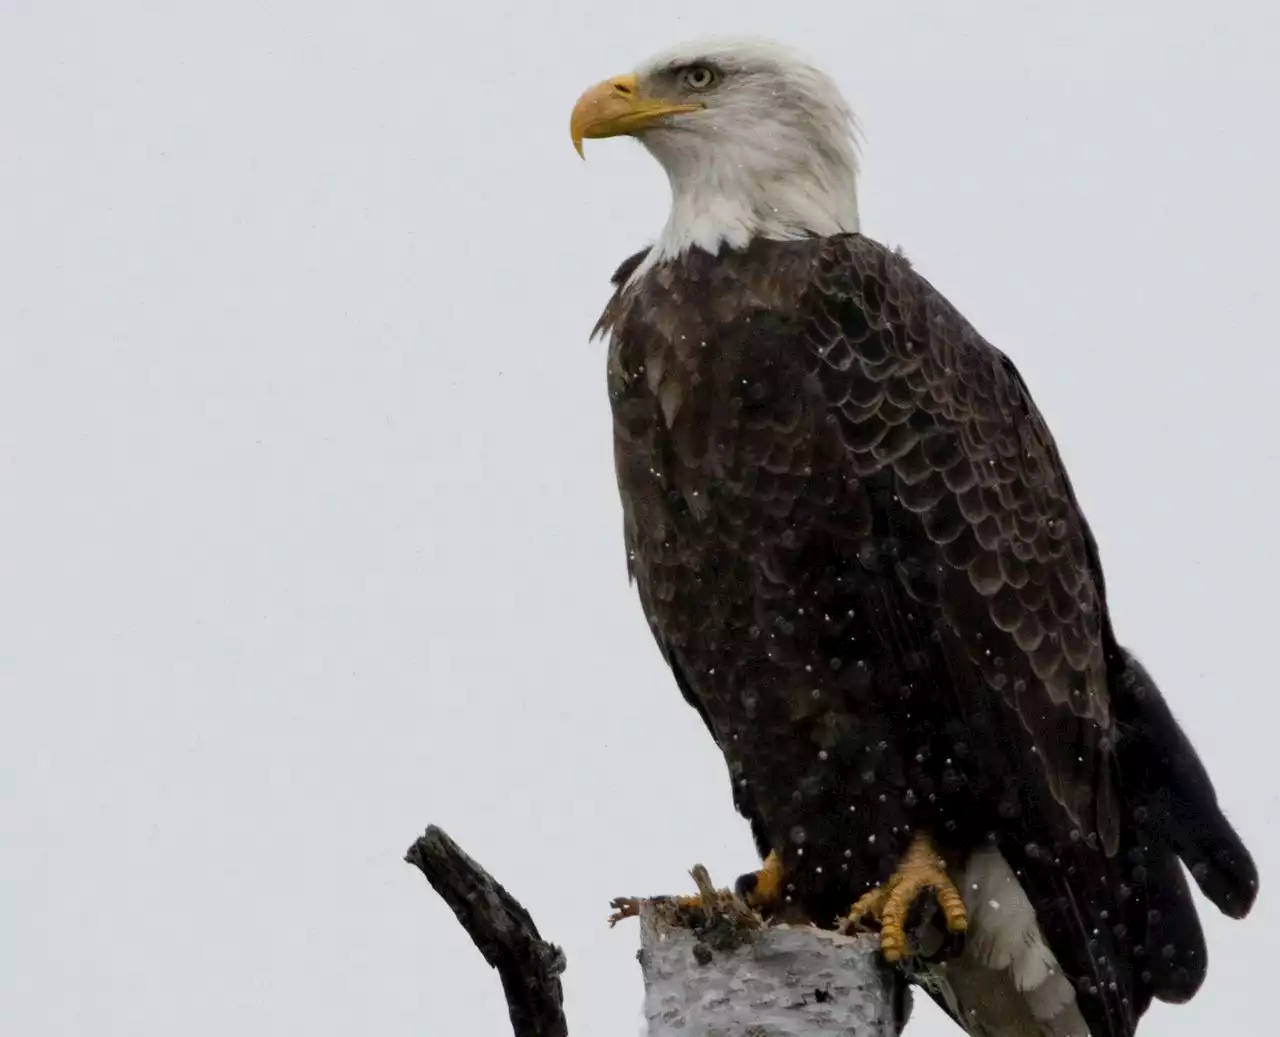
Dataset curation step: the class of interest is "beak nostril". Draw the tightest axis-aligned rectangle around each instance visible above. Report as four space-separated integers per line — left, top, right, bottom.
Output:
613 81 634 97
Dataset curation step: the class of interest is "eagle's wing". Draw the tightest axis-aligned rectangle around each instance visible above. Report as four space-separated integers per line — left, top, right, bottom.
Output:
804 235 1167 1037
798 234 1262 1037
804 234 1119 849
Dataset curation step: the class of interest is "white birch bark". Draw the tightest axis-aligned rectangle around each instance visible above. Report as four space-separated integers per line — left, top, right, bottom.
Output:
639 900 899 1037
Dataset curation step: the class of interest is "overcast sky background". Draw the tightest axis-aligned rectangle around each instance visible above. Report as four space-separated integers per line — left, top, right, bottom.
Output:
5 3 1278 1035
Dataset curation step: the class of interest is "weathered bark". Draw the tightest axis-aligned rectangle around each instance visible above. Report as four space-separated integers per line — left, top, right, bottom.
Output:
410 831 898 1037
635 871 902 1037
405 825 568 1037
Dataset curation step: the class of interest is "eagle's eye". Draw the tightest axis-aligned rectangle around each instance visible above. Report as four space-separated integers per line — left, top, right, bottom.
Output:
679 65 717 91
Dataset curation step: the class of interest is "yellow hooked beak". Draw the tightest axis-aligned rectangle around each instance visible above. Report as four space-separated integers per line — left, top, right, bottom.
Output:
570 74 703 158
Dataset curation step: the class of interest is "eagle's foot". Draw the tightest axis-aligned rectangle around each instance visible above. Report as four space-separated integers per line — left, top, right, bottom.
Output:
839 831 967 963
733 851 785 916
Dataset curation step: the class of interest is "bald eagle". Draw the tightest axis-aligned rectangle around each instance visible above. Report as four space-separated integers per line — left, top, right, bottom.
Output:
571 38 1257 1037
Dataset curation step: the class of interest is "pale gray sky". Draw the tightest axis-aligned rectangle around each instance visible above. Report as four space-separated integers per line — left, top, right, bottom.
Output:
5 3 1277 1035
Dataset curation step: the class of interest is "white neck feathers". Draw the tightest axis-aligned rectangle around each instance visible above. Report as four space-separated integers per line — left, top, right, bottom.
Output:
630 124 860 285
655 150 860 261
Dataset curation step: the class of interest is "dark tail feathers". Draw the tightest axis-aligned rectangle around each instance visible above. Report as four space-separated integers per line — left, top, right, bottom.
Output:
1114 647 1258 920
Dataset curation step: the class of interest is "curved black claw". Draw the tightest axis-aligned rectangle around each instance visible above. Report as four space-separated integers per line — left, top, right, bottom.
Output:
734 870 762 901
733 851 784 916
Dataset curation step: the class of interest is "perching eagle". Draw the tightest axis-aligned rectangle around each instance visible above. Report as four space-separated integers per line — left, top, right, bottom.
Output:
570 38 1257 1037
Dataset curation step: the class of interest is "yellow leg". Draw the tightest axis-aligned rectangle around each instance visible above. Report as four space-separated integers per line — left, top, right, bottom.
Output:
840 831 968 962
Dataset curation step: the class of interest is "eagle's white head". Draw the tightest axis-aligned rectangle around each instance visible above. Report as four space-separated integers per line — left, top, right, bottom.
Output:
570 38 861 275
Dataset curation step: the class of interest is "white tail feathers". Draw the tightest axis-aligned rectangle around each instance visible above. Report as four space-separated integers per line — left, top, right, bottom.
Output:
925 848 1089 1037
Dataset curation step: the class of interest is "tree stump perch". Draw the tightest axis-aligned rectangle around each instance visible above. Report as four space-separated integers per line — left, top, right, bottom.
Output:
408 825 901 1037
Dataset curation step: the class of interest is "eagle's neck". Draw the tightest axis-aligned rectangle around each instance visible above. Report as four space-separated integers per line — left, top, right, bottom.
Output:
632 130 860 283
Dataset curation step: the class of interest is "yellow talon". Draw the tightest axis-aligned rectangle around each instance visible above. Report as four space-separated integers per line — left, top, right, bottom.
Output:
735 851 785 914
840 832 968 962
847 882 892 925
